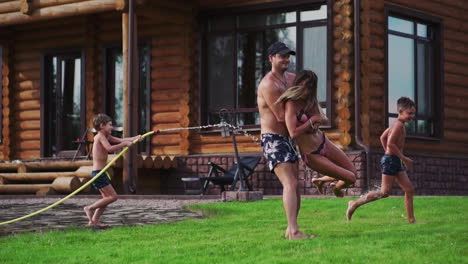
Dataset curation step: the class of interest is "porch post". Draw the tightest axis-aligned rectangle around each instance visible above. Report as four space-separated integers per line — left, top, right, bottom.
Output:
122 0 138 194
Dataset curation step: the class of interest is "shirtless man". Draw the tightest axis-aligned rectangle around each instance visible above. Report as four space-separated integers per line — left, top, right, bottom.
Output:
346 97 416 223
258 42 311 239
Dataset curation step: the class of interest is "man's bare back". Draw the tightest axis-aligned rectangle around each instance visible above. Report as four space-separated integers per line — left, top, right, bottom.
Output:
257 71 295 135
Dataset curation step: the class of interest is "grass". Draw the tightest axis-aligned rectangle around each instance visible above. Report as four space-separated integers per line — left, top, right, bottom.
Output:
1 197 467 264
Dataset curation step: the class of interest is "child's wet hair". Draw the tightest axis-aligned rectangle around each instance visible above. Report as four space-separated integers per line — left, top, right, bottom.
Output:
397 97 416 110
93 113 112 131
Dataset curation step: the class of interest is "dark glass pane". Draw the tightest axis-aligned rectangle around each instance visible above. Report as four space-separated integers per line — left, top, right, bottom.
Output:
207 34 235 110
139 45 150 152
236 112 260 126
417 119 432 135
405 119 416 134
388 34 414 114
210 16 236 31
417 41 433 118
303 25 327 102
208 112 221 126
60 58 82 150
237 32 263 113
388 16 414 34
417 23 427 38
263 27 296 73
388 117 397 127
300 4 327 21
50 57 58 155
239 12 295 28
113 52 124 128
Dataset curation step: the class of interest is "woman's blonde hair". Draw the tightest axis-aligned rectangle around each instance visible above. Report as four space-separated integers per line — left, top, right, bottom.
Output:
276 70 326 120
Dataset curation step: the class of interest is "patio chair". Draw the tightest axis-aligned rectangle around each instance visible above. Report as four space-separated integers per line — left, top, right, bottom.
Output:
202 156 261 194
181 156 261 195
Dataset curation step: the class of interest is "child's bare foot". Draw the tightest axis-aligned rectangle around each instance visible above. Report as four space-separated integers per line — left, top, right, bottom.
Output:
408 218 416 224
94 222 110 227
346 200 356 221
84 206 95 224
311 178 324 194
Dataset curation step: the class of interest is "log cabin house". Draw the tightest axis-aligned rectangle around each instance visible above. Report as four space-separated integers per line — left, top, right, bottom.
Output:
0 0 467 195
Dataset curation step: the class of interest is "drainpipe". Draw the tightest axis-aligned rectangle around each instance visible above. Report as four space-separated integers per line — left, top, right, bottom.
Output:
123 0 136 193
353 0 372 192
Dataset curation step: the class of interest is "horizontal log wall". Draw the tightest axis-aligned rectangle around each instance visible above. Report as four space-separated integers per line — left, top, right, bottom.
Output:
0 29 12 160
361 0 468 154
10 17 87 160
137 2 196 156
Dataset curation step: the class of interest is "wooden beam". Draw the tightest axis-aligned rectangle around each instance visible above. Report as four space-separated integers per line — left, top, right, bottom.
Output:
0 172 75 181
0 0 119 26
0 1 21 14
20 0 33 15
137 7 187 24
52 176 81 193
0 184 52 194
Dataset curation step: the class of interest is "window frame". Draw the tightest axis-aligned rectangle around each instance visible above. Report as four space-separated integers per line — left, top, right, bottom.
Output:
384 4 444 140
40 48 86 157
101 39 152 154
199 0 333 130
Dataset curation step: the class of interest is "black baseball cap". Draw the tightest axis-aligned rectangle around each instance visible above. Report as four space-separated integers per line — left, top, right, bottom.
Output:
267 42 296 56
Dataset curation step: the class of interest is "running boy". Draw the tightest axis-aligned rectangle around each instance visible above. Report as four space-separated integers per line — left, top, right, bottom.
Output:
346 97 416 223
84 113 141 227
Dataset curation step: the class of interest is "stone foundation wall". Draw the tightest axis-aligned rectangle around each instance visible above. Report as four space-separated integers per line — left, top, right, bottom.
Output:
159 151 367 195
368 152 468 195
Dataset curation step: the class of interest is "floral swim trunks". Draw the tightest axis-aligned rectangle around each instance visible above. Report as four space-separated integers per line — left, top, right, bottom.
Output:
380 154 406 176
261 133 299 172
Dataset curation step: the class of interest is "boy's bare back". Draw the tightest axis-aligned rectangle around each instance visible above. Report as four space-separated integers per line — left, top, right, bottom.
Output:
92 133 110 171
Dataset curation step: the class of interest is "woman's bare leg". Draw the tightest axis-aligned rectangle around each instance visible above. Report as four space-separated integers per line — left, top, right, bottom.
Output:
325 139 357 188
306 146 356 189
311 176 335 194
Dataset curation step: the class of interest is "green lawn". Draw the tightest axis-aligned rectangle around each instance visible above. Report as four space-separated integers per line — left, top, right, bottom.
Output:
1 197 467 264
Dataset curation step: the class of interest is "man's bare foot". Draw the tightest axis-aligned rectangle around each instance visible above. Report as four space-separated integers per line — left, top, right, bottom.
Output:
84 206 95 224
408 218 416 224
286 230 314 240
311 178 324 194
346 200 356 221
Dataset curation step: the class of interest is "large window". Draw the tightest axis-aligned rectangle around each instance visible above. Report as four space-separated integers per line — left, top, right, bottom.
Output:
103 42 151 153
386 7 443 138
42 51 85 157
202 2 330 127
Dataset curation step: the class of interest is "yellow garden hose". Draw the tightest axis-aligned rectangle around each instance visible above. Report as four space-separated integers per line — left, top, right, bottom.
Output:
0 130 156 226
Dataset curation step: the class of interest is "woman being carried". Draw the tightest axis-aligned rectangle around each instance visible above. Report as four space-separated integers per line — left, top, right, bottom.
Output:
276 70 356 196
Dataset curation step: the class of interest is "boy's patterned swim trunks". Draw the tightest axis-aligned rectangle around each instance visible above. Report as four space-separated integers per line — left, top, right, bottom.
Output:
261 133 299 172
380 154 406 176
